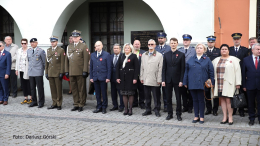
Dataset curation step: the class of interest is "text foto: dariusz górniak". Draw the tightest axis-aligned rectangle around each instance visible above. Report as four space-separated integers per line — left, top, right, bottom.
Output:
13 135 57 139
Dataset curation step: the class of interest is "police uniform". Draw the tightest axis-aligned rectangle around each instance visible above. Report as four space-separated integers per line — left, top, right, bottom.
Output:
27 38 46 108
205 36 220 116
65 30 90 112
45 36 65 110
178 34 195 113
229 33 248 117
154 32 171 112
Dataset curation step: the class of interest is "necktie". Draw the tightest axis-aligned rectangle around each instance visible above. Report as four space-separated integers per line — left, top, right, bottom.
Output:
255 57 258 69
235 48 238 54
160 46 162 50
33 49 34 54
149 52 152 56
185 49 187 54
113 55 118 66
98 52 100 57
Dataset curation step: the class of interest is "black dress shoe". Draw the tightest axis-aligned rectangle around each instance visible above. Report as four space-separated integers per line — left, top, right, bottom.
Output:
110 107 118 111
188 109 193 113
12 94 17 98
123 110 128 115
28 103 38 107
93 109 102 113
102 108 106 114
155 110 161 117
71 107 79 111
220 119 228 124
140 105 145 109
239 112 245 117
78 107 83 112
228 122 233 125
166 115 173 120
205 110 212 115
142 111 152 116
47 105 57 109
118 108 124 112
128 109 133 116
249 120 254 126
177 115 182 121
57 106 62 110
38 105 44 108
182 108 188 112
213 111 218 116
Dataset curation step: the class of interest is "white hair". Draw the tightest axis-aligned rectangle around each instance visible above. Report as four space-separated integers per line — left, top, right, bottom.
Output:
0 41 5 46
195 43 207 52
4 36 12 40
148 39 156 45
252 43 260 50
123 43 134 53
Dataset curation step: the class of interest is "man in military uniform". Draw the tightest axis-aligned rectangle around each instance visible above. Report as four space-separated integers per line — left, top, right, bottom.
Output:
27 38 46 108
178 34 196 113
65 30 90 112
229 33 249 117
205 35 221 116
45 36 65 110
155 32 171 112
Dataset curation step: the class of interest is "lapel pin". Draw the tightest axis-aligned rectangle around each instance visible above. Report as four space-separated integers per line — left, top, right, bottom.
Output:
2 53 5 56
176 54 178 58
230 61 232 63
128 59 131 62
100 58 103 61
139 54 142 57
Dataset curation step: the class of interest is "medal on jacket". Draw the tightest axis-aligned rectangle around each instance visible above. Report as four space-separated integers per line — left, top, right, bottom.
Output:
67 46 73 59
100 58 103 61
128 59 131 62
55 52 57 56
36 58 38 61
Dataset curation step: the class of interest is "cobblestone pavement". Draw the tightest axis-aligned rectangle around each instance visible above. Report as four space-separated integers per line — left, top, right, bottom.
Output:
1 93 260 146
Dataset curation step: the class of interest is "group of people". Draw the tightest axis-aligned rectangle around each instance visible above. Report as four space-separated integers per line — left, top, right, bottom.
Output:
0 30 259 126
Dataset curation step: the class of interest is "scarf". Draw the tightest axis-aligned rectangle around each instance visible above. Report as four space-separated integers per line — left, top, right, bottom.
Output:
122 53 132 68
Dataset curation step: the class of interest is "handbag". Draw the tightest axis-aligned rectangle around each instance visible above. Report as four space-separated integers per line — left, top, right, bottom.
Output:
231 89 247 108
204 79 214 100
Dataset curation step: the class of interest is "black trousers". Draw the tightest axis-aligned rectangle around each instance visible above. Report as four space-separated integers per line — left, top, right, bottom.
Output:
158 85 167 109
205 89 219 112
29 76 45 106
20 72 31 97
9 70 17 96
144 85 160 111
134 78 145 106
180 86 193 110
111 81 124 109
247 89 260 121
166 82 182 116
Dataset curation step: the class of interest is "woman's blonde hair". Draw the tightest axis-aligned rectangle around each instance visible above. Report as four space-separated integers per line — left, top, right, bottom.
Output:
195 43 207 53
123 43 134 53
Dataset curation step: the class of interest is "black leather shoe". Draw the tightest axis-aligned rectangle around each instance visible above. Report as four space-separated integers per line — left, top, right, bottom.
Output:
28 103 38 107
110 107 118 111
228 122 233 125
213 111 218 116
38 105 44 108
118 108 124 112
57 106 62 110
78 107 83 112
239 112 245 117
47 105 57 109
128 109 133 116
249 120 254 126
220 119 228 124
166 115 173 120
71 107 79 111
123 110 128 115
177 115 182 121
102 108 106 114
142 111 152 116
155 110 161 117
163 108 167 112
140 104 145 109
182 108 188 112
205 110 212 115
188 109 193 113
93 109 102 113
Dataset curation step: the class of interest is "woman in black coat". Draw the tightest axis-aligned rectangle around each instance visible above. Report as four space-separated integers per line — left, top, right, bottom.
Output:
116 43 139 115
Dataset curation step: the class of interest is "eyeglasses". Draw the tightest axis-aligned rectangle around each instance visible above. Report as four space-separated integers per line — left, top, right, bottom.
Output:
148 44 154 46
21 43 27 45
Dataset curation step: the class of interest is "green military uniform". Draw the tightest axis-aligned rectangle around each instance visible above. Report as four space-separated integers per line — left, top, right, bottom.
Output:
65 30 90 108
45 36 65 108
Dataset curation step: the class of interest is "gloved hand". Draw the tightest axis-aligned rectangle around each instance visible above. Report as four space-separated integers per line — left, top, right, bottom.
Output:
82 72 89 78
65 72 69 78
59 73 63 80
45 74 49 80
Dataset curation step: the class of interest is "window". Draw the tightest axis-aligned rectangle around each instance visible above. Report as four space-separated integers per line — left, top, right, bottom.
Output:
0 6 14 42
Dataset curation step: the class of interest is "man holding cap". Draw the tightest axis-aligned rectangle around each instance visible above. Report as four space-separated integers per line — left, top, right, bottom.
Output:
178 34 195 113
229 33 249 117
45 36 65 110
65 30 90 112
27 38 46 108
205 35 220 116
155 32 171 112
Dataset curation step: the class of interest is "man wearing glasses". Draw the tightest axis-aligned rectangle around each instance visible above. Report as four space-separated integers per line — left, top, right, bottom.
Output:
155 32 171 112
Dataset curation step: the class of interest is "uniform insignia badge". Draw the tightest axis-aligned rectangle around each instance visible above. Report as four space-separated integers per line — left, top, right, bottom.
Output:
2 53 5 56
128 59 131 62
100 58 103 61
36 58 38 60
139 54 142 57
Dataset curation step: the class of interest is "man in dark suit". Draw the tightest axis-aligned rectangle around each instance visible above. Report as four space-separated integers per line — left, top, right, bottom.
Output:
242 43 260 126
162 37 185 121
110 44 124 112
90 41 111 114
155 32 171 112
205 36 221 116
229 33 248 117
133 40 146 109
248 37 258 56
0 41 11 105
